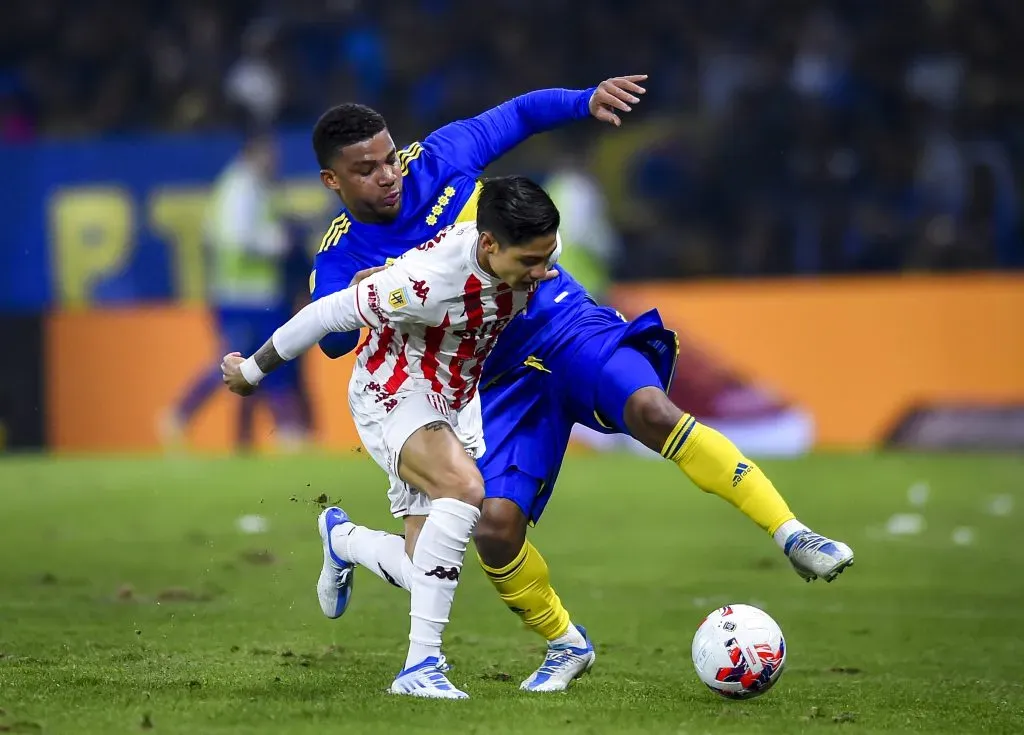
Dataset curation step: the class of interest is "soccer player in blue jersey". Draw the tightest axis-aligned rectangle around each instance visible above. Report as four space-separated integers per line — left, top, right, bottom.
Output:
308 78 855 693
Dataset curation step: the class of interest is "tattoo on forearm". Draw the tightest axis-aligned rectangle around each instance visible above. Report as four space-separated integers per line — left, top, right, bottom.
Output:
253 339 286 374
423 421 450 433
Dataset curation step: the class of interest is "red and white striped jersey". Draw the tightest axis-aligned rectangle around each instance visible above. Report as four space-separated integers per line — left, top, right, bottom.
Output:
349 223 538 411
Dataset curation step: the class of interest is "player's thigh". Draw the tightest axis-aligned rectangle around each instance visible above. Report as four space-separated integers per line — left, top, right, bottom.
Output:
477 391 569 540
595 346 684 451
388 398 484 507
349 389 476 516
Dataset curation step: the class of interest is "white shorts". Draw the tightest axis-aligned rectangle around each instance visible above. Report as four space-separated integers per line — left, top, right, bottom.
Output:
349 381 485 518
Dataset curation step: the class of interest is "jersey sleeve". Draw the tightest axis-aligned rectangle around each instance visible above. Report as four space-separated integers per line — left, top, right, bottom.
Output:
271 261 434 361
424 88 595 178
311 247 362 358
351 250 449 329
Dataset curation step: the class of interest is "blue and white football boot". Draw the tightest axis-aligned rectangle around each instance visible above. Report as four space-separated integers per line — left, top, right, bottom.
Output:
784 530 854 582
316 507 355 618
520 624 596 692
390 655 468 699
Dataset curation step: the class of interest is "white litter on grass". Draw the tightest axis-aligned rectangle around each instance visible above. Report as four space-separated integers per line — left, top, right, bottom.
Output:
236 515 269 534
986 494 1014 517
907 481 930 507
951 527 976 547
886 513 925 536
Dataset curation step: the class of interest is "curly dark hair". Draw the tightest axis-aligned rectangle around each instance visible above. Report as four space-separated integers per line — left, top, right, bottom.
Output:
312 103 388 169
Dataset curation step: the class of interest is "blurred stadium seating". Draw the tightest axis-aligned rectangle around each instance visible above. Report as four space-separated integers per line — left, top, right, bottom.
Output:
1 0 1022 452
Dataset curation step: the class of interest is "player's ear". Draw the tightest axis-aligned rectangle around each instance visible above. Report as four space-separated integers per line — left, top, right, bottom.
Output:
480 231 500 253
320 169 341 192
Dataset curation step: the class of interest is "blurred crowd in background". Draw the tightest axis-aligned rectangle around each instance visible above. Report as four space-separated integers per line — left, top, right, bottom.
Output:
3 0 1023 278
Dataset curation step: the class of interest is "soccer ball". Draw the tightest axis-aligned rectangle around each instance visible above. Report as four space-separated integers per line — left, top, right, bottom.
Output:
691 604 786 699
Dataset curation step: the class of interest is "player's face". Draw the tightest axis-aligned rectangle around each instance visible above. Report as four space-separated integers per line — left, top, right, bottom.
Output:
483 232 558 290
320 130 403 223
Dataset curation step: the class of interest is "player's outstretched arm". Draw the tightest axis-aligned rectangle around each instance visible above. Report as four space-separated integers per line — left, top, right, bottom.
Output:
425 75 648 177
222 258 439 395
316 266 388 359
222 283 366 395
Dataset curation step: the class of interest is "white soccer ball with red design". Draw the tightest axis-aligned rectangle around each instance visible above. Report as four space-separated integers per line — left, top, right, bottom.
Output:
691 604 786 699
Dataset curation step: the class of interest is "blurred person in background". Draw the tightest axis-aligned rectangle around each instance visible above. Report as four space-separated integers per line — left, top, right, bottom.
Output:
160 132 308 452
543 134 620 302
225 20 285 128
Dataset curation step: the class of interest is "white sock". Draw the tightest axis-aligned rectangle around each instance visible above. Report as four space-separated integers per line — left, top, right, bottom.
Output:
773 519 810 551
405 498 480 670
549 621 587 649
331 524 410 591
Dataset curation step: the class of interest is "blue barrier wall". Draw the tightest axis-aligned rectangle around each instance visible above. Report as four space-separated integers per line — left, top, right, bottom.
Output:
0 130 334 311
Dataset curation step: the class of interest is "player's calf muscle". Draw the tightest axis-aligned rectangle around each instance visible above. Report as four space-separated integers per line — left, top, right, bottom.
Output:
624 387 685 450
398 424 484 506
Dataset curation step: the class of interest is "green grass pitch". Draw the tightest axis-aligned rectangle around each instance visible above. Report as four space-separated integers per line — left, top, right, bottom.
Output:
1 452 1023 734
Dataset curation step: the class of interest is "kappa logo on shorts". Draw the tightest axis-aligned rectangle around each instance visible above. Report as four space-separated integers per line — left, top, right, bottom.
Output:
424 565 460 581
388 287 411 309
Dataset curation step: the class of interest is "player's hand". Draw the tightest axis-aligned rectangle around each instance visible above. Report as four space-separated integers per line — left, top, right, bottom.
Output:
350 265 387 285
541 268 559 282
589 75 647 127
221 352 256 396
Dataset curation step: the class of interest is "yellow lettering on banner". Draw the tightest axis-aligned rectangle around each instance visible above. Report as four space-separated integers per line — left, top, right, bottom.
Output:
149 187 208 302
50 179 335 306
49 187 133 308
277 181 331 218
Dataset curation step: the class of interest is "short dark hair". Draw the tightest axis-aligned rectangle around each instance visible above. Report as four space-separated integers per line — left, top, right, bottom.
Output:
312 103 388 169
477 176 560 246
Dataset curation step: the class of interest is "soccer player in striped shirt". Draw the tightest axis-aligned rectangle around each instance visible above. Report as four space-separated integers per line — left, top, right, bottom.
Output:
222 176 561 698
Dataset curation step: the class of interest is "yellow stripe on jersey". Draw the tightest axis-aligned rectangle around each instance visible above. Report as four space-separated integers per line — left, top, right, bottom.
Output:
309 269 316 295
318 213 351 254
397 142 423 176
456 180 483 223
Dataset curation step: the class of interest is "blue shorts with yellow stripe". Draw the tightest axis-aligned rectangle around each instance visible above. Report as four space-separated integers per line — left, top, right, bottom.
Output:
478 307 677 523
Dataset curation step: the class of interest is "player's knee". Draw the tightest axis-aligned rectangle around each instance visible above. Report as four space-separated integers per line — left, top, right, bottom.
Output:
625 388 685 450
429 464 485 508
475 502 526 568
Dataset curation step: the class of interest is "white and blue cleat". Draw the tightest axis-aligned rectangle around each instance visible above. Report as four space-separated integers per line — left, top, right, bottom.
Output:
785 530 854 582
316 507 355 618
520 624 596 692
390 656 468 699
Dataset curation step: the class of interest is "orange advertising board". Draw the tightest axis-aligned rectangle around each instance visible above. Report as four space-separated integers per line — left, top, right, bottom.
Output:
613 274 1024 447
46 274 1024 452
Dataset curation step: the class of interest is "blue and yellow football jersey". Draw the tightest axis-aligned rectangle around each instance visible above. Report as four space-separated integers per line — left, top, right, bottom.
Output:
310 87 594 357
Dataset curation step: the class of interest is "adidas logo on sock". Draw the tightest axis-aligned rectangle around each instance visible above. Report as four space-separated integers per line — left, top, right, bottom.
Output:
732 462 752 487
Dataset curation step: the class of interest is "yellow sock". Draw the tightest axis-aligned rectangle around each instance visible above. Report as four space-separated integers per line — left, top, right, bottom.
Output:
662 414 795 535
479 541 571 642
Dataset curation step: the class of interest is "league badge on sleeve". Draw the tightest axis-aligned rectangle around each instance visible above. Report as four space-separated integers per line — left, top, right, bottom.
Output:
388 287 411 309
